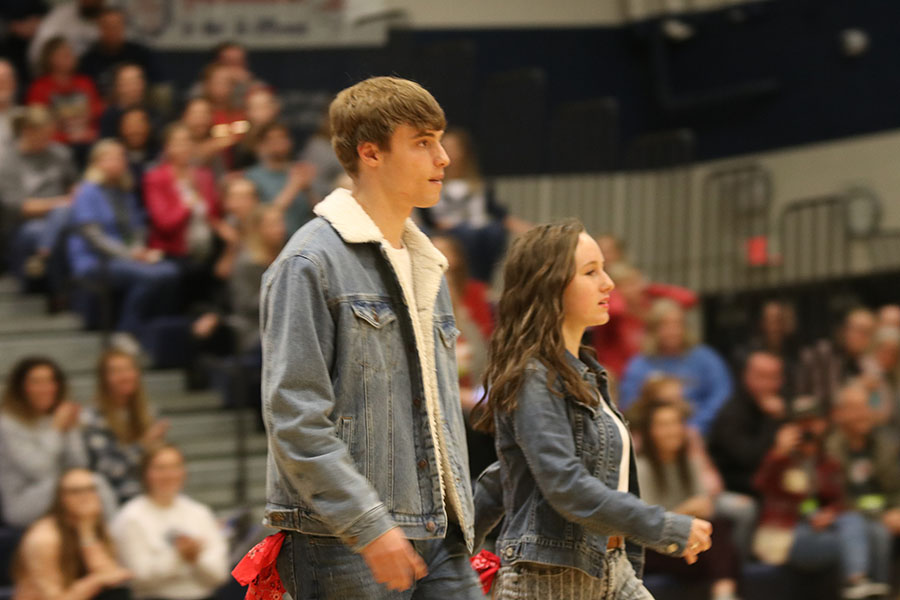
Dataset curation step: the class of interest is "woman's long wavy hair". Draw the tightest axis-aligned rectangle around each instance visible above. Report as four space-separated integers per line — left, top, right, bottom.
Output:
95 349 153 444
472 219 600 434
13 469 113 587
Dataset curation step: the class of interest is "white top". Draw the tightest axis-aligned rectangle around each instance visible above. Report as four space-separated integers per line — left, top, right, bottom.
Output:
383 241 418 315
28 3 99 72
110 495 229 600
599 393 631 493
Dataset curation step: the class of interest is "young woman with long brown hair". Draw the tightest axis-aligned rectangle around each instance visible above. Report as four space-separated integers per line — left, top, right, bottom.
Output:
82 349 169 504
13 468 132 600
472 220 712 598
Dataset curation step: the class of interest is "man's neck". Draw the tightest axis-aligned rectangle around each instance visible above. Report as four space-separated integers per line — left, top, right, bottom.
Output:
845 430 868 451
263 156 288 171
353 181 410 248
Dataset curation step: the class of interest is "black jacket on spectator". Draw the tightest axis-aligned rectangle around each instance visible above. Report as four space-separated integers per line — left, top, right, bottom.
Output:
79 41 163 96
708 390 786 497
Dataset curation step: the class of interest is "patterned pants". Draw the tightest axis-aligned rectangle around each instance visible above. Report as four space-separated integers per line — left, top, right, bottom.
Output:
492 548 654 600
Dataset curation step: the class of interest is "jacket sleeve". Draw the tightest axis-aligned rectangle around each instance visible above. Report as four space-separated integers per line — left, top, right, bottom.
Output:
472 461 504 550
144 170 191 233
511 368 693 555
260 254 396 551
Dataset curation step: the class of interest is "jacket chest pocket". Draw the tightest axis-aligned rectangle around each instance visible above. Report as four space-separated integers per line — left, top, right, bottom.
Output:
350 300 399 367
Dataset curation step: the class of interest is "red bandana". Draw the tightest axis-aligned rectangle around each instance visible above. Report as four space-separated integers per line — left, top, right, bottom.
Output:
232 532 286 600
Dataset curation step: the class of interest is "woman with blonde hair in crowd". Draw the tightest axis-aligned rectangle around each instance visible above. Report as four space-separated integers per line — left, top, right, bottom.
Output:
0 357 88 527
67 138 180 351
82 349 169 505
13 468 132 600
111 445 229 600
619 298 733 435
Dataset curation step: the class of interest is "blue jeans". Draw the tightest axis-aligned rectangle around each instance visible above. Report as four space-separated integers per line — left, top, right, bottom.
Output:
276 525 483 599
8 206 71 282
82 258 179 335
789 511 890 583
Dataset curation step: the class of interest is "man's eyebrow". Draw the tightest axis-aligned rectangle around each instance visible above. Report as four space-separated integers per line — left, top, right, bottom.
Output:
413 130 441 139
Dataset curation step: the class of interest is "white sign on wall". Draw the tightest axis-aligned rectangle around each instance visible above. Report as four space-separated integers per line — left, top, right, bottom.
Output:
121 0 389 49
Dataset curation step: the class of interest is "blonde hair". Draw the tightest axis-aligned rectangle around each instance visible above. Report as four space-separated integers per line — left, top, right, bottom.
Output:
94 350 153 444
11 105 54 137
329 76 445 176
83 139 133 191
642 298 698 356
244 205 283 265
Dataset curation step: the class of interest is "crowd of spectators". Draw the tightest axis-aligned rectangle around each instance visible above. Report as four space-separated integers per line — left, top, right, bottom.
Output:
1 2 899 600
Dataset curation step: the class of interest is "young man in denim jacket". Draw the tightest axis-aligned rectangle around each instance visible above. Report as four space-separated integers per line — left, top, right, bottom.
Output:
261 76 482 598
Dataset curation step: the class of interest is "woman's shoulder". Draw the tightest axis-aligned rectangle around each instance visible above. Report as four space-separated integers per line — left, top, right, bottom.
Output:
21 518 61 553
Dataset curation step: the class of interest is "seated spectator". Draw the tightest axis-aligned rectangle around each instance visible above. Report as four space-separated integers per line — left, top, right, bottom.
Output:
590 262 697 377
630 376 758 559
0 6 47 93
144 123 222 262
796 307 876 411
595 233 626 269
709 351 788 498
144 123 224 308
232 86 281 170
861 325 900 426
430 234 495 479
0 357 87 527
826 382 900 540
877 304 900 330
111 445 229 600
245 121 316 235
1 105 78 285
82 349 170 505
619 298 733 434
67 139 179 347
209 178 260 283
299 108 347 204
191 205 284 404
202 63 247 170
27 0 102 75
117 107 159 209
752 396 890 598
188 41 264 108
732 300 799 393
180 97 230 178
98 63 157 139
0 58 19 150
418 127 530 283
79 8 163 98
634 395 740 600
27 36 104 156
13 468 132 600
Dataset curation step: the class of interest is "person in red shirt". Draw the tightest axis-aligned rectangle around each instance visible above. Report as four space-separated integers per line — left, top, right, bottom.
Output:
144 123 222 260
26 35 103 153
591 261 697 377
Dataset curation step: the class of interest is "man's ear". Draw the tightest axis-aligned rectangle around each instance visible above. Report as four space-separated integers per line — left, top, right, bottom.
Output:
357 141 381 169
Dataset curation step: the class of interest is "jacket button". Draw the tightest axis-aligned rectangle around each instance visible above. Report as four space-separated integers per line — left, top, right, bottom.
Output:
425 521 436 532
413 397 422 408
667 543 679 554
504 547 514 558
417 459 427 470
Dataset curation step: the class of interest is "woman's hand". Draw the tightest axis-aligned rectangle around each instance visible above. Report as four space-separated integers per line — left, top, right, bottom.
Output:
52 402 81 432
682 518 713 564
141 419 170 448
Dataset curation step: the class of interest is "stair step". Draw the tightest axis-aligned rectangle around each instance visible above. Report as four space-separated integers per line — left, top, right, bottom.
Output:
69 370 190 402
189 483 267 512
179 433 268 459
185 455 268 488
0 296 44 318
166 411 256 441
0 312 82 335
0 278 17 295
0 332 103 376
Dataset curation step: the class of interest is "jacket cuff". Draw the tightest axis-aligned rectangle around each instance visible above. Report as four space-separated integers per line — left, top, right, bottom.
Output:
339 503 396 552
653 512 693 556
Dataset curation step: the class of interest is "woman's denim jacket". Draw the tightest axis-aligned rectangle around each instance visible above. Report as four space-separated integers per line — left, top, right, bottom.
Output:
473 351 693 579
259 191 475 552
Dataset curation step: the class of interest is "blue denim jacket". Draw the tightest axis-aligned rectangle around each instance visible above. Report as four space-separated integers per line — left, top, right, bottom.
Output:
259 190 475 552
473 351 693 579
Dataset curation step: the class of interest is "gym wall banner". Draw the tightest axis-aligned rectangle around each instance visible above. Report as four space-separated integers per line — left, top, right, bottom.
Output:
121 0 389 49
